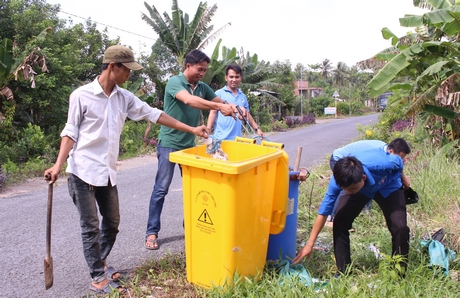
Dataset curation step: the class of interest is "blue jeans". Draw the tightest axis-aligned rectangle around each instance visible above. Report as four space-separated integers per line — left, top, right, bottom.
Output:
67 174 120 282
146 143 180 237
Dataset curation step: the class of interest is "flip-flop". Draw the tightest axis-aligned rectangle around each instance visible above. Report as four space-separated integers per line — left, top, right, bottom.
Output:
89 280 126 294
145 236 159 250
104 266 121 282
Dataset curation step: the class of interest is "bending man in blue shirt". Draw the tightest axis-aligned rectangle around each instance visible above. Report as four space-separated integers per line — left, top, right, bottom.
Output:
328 138 411 220
206 64 263 140
292 149 410 276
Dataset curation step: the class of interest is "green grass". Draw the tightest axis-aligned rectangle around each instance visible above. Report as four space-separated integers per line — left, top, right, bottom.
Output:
109 140 459 297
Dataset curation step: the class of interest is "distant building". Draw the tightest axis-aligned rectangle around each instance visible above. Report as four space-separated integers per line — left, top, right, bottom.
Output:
294 80 324 98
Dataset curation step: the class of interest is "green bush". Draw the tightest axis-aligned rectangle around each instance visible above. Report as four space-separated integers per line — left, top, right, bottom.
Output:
357 104 416 144
309 95 333 116
337 100 365 116
19 123 50 158
119 120 160 157
0 123 54 164
266 119 288 132
2 159 18 174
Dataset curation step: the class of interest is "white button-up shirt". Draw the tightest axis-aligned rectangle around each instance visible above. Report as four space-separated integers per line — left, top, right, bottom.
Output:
60 77 162 186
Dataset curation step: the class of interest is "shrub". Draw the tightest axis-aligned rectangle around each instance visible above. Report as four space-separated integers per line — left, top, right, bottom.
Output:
268 120 288 132
336 100 364 116
357 104 416 143
285 114 315 128
301 113 316 124
392 119 412 132
119 120 160 157
18 123 49 157
0 168 7 190
310 95 333 116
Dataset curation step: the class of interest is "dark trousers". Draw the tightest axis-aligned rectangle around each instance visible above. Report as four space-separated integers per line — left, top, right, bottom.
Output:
332 188 409 273
68 174 120 282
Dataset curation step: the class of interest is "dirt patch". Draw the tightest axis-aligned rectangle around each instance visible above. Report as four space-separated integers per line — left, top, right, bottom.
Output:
0 154 157 199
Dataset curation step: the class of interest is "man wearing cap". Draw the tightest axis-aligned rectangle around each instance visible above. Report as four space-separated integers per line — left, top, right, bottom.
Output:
44 45 209 294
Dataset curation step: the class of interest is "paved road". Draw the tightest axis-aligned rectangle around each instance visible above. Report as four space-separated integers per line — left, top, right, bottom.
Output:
0 113 378 297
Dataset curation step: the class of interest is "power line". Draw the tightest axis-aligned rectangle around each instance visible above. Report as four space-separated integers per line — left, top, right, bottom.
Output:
60 10 156 41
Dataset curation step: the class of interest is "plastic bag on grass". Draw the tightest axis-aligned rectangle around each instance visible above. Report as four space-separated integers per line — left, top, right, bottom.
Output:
272 260 327 291
420 239 457 275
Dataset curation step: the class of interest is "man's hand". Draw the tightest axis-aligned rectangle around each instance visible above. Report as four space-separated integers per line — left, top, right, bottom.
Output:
292 214 327 264
44 166 61 184
192 125 210 138
292 243 314 264
218 103 236 118
256 128 264 137
235 105 248 120
402 173 411 189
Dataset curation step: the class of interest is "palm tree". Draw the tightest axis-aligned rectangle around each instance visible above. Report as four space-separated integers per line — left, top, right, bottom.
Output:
319 59 333 80
333 62 349 87
142 0 230 67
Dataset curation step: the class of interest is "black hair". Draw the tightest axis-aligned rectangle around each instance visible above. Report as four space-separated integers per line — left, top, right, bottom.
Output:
225 64 242 75
388 138 411 154
102 62 123 71
333 156 364 188
184 50 211 68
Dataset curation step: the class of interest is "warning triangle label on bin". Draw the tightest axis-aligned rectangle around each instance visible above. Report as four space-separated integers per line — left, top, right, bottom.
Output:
198 209 213 225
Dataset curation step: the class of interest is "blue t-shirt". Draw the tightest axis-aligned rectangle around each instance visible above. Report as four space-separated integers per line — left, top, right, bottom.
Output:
212 86 249 140
332 140 387 161
319 147 403 215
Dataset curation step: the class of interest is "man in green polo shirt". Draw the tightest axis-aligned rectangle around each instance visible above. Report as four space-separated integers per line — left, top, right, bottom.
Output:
145 49 241 250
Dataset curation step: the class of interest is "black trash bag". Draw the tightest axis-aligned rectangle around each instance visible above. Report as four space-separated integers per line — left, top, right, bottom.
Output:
404 187 419 204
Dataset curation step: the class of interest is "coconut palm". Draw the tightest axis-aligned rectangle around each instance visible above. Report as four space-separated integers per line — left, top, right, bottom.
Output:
319 59 333 80
142 0 230 67
333 62 349 87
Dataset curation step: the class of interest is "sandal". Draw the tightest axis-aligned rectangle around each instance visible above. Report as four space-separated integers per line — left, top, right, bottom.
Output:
104 266 121 282
145 235 159 250
90 280 126 294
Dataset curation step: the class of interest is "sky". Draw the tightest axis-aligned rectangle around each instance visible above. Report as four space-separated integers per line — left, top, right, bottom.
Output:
46 0 427 68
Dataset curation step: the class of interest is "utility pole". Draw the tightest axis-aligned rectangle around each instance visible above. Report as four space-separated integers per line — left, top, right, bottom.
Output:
300 67 303 118
332 90 339 118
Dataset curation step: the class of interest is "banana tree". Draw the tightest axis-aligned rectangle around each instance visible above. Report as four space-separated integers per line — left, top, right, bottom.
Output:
0 31 49 125
0 39 15 104
142 0 230 67
200 38 238 89
365 0 460 144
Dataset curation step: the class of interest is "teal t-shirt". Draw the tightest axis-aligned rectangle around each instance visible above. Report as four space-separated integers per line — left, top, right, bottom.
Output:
159 73 217 150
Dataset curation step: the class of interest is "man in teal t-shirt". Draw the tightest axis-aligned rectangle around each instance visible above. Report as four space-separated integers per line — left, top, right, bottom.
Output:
145 50 242 250
159 72 217 149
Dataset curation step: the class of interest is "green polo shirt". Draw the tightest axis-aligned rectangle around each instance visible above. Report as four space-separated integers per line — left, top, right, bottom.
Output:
159 73 217 150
